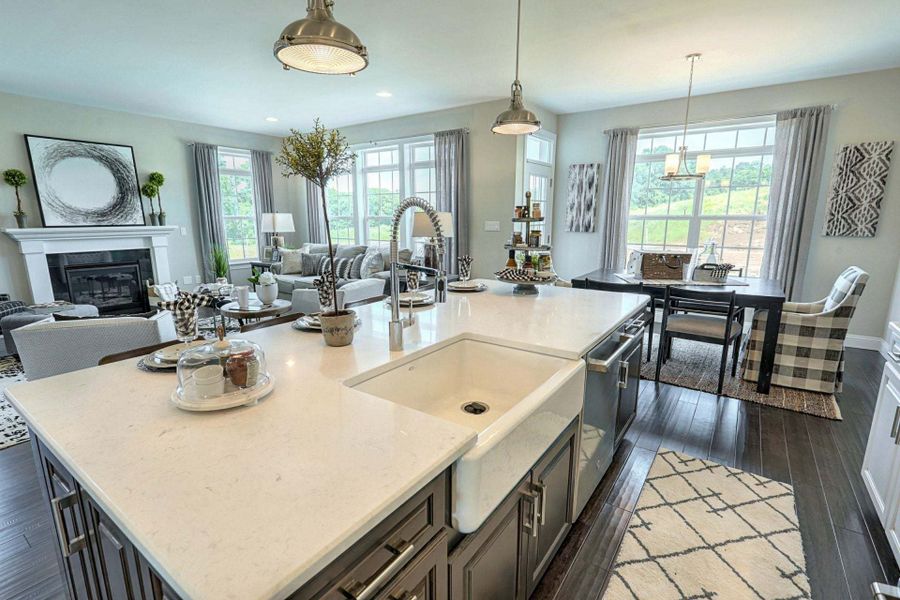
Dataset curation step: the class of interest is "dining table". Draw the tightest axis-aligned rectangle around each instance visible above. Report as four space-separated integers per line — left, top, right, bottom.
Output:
573 268 786 394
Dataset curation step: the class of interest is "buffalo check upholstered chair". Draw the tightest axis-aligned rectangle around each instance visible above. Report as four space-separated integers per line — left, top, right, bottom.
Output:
742 266 868 394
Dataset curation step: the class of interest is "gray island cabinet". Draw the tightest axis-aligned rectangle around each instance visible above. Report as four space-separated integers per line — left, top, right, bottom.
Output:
34 419 579 600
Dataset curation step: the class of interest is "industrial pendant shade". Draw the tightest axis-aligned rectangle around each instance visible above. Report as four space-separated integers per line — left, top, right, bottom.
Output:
492 0 541 135
274 0 368 75
660 53 711 181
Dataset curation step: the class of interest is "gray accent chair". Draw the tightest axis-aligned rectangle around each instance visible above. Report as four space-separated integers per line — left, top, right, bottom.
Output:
13 311 177 380
1 304 100 355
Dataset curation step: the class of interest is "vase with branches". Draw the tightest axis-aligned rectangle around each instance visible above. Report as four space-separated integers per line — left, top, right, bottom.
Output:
140 182 159 225
3 168 28 228
148 172 166 224
276 120 356 345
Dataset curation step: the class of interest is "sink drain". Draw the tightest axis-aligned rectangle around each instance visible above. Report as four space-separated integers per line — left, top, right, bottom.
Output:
462 402 489 415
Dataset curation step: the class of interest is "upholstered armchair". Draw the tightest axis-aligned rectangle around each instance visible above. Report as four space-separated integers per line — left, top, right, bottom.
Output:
742 266 868 394
13 311 176 380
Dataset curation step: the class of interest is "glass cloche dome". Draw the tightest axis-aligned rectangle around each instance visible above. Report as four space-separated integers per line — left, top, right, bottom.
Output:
172 338 272 410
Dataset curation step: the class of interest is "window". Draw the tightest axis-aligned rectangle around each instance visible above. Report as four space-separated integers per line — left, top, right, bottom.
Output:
217 147 258 262
521 132 556 240
324 136 436 250
628 117 775 276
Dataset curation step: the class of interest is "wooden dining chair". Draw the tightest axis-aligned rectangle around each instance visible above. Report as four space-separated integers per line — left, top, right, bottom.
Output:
586 281 654 362
98 339 182 366
239 312 303 333
655 287 745 395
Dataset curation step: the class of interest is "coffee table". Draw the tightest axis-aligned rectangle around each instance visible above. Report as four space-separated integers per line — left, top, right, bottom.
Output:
219 299 291 327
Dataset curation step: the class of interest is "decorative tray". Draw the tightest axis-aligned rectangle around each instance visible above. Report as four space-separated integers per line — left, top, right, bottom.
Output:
171 374 274 412
292 314 362 331
493 268 558 284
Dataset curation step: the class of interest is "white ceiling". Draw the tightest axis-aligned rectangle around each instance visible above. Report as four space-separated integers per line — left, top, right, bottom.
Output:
1 0 899 136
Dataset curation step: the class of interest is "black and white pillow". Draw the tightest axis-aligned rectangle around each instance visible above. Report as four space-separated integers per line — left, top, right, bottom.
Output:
318 257 354 279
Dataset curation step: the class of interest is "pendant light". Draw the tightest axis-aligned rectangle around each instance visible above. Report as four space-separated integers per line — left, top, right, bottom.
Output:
660 53 711 181
492 0 541 135
274 0 368 75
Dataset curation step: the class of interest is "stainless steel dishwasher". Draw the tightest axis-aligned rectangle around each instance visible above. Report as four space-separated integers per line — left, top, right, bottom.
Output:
573 312 647 518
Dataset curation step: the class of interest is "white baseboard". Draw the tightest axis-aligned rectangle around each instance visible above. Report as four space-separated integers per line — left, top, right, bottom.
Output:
845 334 886 352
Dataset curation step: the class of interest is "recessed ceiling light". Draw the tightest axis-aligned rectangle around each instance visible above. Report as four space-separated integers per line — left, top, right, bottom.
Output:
375 91 393 98
265 116 279 122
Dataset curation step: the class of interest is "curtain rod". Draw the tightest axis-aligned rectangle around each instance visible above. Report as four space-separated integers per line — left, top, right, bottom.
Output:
602 104 839 135
360 128 469 147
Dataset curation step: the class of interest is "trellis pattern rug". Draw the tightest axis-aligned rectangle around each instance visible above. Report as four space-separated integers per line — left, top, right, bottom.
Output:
0 356 28 450
640 337 841 420
604 449 811 599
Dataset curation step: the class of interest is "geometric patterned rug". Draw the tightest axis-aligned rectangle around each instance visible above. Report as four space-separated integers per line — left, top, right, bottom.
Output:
0 355 28 451
604 450 811 599
640 337 841 420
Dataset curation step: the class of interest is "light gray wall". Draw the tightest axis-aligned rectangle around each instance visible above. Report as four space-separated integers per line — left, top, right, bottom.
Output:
552 68 900 339
0 91 301 300
303 100 558 278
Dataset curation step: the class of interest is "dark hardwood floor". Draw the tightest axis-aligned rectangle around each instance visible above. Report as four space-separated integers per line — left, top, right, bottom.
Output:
534 347 899 600
0 348 894 599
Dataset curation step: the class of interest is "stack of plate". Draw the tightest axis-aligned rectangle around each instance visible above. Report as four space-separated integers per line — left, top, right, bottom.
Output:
140 339 208 371
448 280 487 293
384 292 434 307
292 314 363 331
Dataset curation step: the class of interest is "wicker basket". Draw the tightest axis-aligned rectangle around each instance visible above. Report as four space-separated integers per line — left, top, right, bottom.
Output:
640 252 693 280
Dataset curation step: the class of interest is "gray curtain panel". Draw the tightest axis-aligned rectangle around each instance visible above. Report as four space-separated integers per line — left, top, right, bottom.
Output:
761 105 832 300
305 179 326 244
251 150 275 254
598 128 639 270
193 142 230 282
435 128 469 274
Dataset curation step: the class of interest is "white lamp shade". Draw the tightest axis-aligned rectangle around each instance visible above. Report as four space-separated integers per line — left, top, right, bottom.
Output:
664 153 680 176
411 211 454 238
695 154 712 175
260 212 295 233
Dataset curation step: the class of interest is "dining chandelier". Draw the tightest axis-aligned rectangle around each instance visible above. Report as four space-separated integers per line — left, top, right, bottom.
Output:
660 53 711 181
274 0 368 75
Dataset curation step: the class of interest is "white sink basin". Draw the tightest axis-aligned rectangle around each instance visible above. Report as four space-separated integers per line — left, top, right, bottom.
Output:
347 337 585 533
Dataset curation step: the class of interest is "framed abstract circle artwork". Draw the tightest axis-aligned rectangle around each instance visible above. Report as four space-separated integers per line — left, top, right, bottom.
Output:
24 134 146 227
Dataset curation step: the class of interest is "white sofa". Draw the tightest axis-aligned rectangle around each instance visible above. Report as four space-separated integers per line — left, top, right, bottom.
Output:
290 279 386 314
272 243 412 300
13 311 177 380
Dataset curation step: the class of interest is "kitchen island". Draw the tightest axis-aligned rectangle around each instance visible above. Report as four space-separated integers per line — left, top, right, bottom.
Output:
6 280 647 600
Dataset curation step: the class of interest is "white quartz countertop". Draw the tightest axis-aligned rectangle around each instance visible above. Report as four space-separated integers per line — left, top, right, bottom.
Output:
6 280 647 600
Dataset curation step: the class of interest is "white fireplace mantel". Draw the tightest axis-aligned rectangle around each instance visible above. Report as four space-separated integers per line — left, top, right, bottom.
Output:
2 226 178 303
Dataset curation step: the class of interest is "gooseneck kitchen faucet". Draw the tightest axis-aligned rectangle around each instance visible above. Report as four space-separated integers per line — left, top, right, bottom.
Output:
388 197 447 351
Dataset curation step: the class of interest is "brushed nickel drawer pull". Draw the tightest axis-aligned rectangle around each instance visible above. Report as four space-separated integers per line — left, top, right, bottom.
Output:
50 490 87 557
618 360 629 389
538 482 547 526
891 406 900 439
346 541 415 600
587 334 636 373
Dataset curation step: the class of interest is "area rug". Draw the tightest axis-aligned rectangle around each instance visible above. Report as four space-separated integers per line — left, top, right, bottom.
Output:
0 355 28 450
604 449 811 600
640 337 841 420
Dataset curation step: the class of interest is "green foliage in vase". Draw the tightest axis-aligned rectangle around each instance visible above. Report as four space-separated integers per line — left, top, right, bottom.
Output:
247 267 261 286
211 245 229 279
276 119 355 314
140 182 158 213
2 168 27 216
148 172 165 213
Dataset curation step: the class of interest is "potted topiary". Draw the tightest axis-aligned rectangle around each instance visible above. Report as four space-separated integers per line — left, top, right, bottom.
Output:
276 120 356 346
141 181 159 225
148 172 166 225
3 168 28 228
211 245 229 285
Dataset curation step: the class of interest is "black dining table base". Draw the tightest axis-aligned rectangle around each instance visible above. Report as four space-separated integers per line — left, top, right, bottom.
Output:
573 269 786 395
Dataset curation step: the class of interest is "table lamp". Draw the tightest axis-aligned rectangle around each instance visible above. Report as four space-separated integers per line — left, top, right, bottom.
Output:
260 213 295 261
412 211 454 270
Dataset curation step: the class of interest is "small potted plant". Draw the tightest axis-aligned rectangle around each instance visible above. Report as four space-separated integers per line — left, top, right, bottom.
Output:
148 172 166 225
211 245 229 285
250 269 279 305
141 181 159 225
277 120 356 346
3 168 28 228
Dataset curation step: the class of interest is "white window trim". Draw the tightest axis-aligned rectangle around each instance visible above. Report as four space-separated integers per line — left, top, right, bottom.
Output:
628 117 775 275
217 147 259 264
520 131 557 242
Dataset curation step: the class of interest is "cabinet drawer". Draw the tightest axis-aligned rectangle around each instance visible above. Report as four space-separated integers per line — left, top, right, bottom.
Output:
375 530 448 600
293 471 448 600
